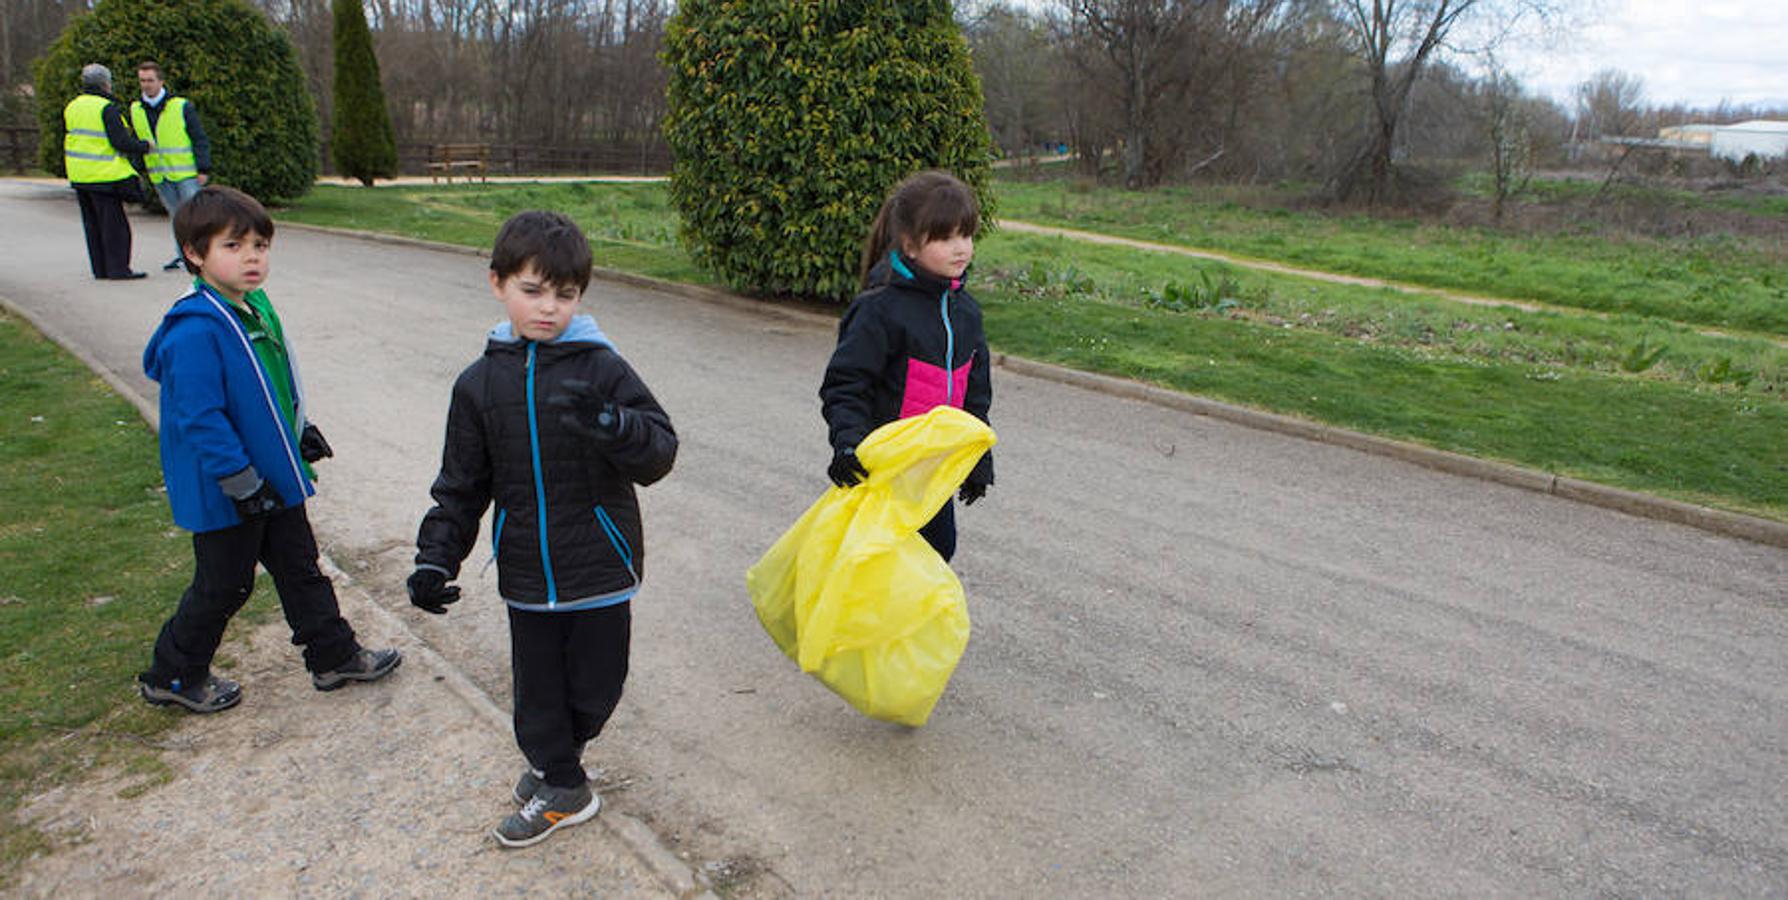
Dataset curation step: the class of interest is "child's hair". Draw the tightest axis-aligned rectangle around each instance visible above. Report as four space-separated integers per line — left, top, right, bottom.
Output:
859 170 980 288
173 186 274 275
490 210 593 292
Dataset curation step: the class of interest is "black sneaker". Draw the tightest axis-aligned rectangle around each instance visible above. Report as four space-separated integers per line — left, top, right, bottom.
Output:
162 257 184 271
139 674 242 714
494 781 600 848
311 647 402 691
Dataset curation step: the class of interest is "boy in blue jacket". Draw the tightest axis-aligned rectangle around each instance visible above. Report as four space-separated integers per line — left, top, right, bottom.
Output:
138 185 400 713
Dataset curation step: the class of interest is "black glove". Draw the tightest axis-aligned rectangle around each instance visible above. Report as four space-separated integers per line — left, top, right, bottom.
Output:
548 378 622 440
299 423 334 463
828 446 867 487
407 569 461 615
959 478 989 506
231 479 283 522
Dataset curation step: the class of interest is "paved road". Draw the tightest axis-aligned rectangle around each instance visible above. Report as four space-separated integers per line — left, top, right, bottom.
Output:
4 179 1784 896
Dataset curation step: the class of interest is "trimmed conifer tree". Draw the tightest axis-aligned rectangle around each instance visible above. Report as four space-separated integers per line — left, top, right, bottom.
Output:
662 0 993 302
330 0 397 186
34 0 318 201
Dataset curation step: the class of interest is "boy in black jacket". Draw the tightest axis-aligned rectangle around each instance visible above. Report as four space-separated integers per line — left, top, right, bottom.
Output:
408 211 677 848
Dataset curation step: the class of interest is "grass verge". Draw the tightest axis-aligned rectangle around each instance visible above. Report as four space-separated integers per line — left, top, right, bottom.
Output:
277 181 1788 522
994 176 1788 336
0 309 267 886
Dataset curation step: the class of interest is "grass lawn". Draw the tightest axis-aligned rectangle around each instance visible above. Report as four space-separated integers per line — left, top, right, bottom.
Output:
278 181 1788 522
994 176 1788 336
0 311 270 886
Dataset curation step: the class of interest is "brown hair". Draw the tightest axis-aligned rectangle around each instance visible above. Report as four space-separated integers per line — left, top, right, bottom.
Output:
174 186 274 275
858 170 979 288
490 210 593 292
136 60 163 78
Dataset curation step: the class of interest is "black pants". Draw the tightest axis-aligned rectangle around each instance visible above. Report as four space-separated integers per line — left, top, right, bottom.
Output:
145 504 359 688
75 186 133 278
509 602 631 788
920 498 957 562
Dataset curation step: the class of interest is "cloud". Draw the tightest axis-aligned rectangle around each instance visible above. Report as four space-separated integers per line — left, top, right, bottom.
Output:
1510 0 1788 109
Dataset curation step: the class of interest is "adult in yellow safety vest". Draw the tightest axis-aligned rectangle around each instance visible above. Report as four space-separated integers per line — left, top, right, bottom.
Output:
132 60 213 272
65 63 152 280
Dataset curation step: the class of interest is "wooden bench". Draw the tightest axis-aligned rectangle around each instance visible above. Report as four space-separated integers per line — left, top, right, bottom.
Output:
426 143 490 183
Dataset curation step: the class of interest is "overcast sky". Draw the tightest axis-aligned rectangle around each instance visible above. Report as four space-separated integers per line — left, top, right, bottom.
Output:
992 0 1785 114
1501 0 1788 112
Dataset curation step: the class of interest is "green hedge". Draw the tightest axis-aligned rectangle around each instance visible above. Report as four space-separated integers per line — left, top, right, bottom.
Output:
34 0 318 202
663 0 993 301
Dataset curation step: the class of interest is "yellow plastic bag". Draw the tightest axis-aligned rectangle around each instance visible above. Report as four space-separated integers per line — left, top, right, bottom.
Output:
746 406 996 726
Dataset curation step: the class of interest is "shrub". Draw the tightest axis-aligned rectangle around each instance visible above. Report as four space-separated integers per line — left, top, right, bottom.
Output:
34 0 318 202
329 0 397 186
662 0 993 301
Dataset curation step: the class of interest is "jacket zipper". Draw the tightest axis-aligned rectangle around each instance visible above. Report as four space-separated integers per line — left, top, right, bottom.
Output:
525 343 559 606
940 289 956 406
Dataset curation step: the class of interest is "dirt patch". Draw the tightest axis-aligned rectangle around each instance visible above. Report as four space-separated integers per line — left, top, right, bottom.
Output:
9 604 674 896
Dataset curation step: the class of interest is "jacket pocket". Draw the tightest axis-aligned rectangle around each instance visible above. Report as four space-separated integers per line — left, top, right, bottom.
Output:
593 505 638 580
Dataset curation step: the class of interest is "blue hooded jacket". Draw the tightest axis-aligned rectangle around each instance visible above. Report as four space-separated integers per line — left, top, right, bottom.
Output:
143 284 313 532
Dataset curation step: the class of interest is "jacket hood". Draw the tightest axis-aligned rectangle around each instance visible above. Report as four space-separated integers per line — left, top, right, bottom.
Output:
143 286 230 381
487 314 614 349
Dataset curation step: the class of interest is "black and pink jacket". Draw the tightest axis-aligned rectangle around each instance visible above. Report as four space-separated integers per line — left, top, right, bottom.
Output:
820 250 994 488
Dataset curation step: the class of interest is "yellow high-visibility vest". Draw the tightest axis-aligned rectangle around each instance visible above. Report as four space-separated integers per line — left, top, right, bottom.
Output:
64 94 136 183
130 96 198 184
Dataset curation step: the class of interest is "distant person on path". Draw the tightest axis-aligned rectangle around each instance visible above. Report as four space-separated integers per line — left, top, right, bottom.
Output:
138 186 401 714
820 169 995 561
407 210 678 848
63 63 151 280
131 60 212 272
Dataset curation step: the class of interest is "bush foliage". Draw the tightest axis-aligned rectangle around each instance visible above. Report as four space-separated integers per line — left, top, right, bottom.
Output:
33 0 318 202
330 0 398 186
662 0 993 301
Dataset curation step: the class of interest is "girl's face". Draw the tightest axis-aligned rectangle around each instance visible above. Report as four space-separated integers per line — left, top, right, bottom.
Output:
904 230 974 280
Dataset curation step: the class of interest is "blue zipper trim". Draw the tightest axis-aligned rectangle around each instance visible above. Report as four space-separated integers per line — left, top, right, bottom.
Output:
594 505 637 575
892 251 958 406
940 289 956 406
525 343 559 607
492 509 506 555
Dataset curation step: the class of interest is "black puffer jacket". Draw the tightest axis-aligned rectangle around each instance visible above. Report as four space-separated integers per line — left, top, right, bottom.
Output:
820 250 993 486
415 316 677 610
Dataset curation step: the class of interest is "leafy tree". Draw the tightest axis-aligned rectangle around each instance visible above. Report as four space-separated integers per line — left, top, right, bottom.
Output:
663 0 993 302
33 0 318 201
329 0 397 186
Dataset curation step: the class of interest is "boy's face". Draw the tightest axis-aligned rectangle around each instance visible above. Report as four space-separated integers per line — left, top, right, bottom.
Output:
491 264 582 342
185 229 271 304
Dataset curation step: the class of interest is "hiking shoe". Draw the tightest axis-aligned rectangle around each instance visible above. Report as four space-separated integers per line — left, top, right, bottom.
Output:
513 768 545 805
494 781 600 848
311 647 402 691
139 674 242 714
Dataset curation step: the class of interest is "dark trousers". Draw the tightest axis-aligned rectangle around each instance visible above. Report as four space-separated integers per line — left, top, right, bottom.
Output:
145 504 359 687
920 498 957 562
75 187 133 278
509 602 631 788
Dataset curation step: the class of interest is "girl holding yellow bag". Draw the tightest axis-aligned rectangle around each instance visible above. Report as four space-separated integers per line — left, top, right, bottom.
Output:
819 170 995 559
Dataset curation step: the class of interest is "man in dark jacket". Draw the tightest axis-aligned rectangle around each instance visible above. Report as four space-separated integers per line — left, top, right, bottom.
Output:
63 63 151 279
